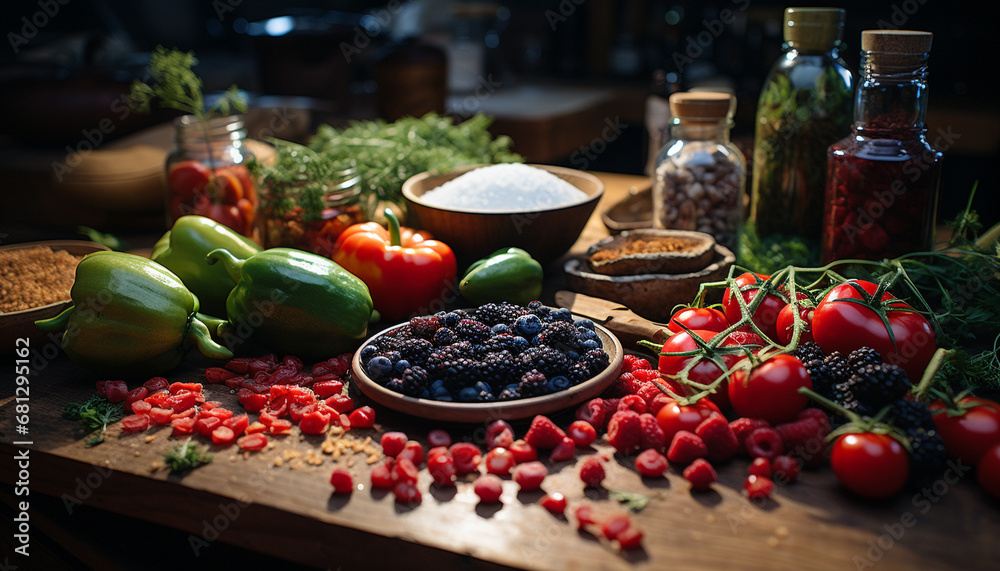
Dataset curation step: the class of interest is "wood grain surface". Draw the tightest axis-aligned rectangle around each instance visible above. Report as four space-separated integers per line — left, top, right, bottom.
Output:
2 173 999 570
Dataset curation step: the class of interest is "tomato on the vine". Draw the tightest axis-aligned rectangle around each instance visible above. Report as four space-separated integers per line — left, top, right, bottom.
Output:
728 354 811 424
723 273 786 342
930 397 1000 466
812 280 935 382
655 398 721 445
830 433 909 499
978 443 1000 500
667 307 729 335
658 329 741 408
776 302 814 345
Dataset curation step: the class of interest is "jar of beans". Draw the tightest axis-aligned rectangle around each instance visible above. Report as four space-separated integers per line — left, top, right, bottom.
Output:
652 92 745 249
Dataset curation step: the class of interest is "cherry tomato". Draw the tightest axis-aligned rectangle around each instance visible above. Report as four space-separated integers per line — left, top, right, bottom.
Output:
931 397 1000 466
830 433 909 499
812 280 935 382
658 329 741 408
168 160 211 200
655 398 721 445
728 354 812 424
978 443 1000 500
776 302 815 345
667 307 729 335
723 273 786 341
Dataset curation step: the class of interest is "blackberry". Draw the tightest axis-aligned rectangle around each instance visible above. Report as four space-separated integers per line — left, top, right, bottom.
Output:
581 348 611 374
566 361 593 385
887 399 936 432
375 334 404 353
456 318 492 343
408 315 442 339
498 386 522 401
528 302 552 322
480 334 524 356
908 428 948 481
822 351 850 383
847 347 882 374
475 302 526 326
518 346 570 377
848 364 911 409
803 358 840 402
385 378 405 394
398 337 434 364
401 366 430 397
432 327 458 346
538 320 582 348
380 351 402 367
518 369 549 397
792 341 825 364
424 345 477 384
477 350 516 387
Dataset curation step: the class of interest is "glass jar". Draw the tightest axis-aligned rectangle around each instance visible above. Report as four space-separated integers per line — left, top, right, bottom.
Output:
166 114 259 241
821 30 942 263
653 91 745 249
749 7 853 247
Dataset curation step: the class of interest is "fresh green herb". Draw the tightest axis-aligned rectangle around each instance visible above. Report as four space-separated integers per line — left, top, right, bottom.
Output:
129 46 246 124
609 490 650 512
738 222 817 274
63 395 125 447
164 438 214 474
935 337 1000 393
77 226 129 251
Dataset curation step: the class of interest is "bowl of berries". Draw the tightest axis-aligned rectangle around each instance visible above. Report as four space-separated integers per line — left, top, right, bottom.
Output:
351 302 624 423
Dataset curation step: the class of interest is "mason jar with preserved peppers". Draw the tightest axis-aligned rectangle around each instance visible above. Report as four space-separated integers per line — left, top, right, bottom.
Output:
821 30 942 263
653 91 745 249
166 114 259 241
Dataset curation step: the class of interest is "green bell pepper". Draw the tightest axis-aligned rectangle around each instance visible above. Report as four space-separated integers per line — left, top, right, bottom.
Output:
207 247 377 358
151 215 262 316
35 251 232 377
459 247 544 306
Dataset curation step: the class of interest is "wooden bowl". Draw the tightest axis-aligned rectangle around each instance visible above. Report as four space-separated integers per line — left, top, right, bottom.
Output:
0 240 110 349
587 229 716 276
601 183 654 234
564 244 735 323
351 321 623 423
402 164 604 266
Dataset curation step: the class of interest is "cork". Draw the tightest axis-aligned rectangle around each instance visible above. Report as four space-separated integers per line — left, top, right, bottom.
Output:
784 7 845 52
862 30 932 70
669 91 734 121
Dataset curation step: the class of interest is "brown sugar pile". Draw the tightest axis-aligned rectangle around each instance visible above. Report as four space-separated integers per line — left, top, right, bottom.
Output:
590 237 699 262
0 247 83 313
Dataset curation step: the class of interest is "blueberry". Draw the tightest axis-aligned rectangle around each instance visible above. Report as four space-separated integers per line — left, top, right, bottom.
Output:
565 350 580 361
581 338 602 351
419 389 432 399
514 314 543 337
550 308 573 322
430 379 446 392
548 376 570 392
527 301 543 310
366 356 393 380
474 381 492 394
577 327 599 340
491 323 511 335
458 387 479 402
504 383 520 395
359 344 379 362
431 384 450 398
511 336 530 354
531 334 543 346
393 359 411 374
434 393 454 402
576 319 596 331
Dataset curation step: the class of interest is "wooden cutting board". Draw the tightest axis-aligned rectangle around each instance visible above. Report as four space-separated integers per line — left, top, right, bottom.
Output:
2 349 999 571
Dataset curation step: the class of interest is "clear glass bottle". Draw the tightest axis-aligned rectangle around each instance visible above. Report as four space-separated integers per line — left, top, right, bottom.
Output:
653 91 745 249
749 7 853 247
166 114 259 241
822 30 941 263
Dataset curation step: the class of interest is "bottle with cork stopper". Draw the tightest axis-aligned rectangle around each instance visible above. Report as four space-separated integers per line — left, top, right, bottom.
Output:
821 30 942 263
749 7 853 254
652 91 745 249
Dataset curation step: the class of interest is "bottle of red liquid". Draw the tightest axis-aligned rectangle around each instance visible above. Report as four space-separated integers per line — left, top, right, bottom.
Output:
821 30 941 263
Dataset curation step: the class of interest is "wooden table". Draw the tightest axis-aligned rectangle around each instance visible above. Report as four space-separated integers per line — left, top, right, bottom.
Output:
3 173 999 571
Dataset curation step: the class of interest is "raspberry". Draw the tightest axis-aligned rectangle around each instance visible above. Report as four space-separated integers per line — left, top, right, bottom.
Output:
774 417 828 467
392 458 420 486
549 437 576 462
696 413 740 462
474 474 504 503
574 504 599 528
729 417 771 454
427 451 457 486
509 440 538 463
615 525 644 550
634 449 669 477
631 368 661 383
748 457 772 478
618 394 647 414
746 427 784 461
524 415 568 449
398 440 425 466
622 354 652 372
393 480 422 504
638 413 667 453
512 461 548 491
485 447 516 476
539 492 567 515
648 394 671 416
744 475 775 499
601 514 633 541
381 432 408 457
485 419 514 450
683 458 717 491
330 468 354 494
667 430 708 465
370 460 395 489
449 442 482 475
576 398 608 430
568 420 597 447
796 407 832 434
427 429 452 447
579 456 606 487
606 410 642 454
772 455 801 483
636 384 663 408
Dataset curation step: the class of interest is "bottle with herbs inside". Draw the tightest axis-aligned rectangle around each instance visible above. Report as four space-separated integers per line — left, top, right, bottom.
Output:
749 7 852 253
251 140 370 258
822 30 942 263
652 91 745 249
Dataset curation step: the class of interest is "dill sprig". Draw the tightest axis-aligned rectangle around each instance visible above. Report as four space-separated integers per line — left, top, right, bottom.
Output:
164 438 214 474
63 395 125 447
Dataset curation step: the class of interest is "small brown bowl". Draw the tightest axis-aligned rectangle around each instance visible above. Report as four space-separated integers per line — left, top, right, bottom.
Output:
601 184 654 234
0 240 110 349
402 164 603 265
564 244 735 323
587 229 716 276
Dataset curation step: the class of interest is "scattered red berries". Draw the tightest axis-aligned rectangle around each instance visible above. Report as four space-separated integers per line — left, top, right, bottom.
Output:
486 420 515 450
745 427 785 461
666 430 708 465
512 461 548 491
474 474 504 504
427 450 457 486
485 447 516 476
772 455 801 483
539 492 567 515
634 449 669 477
683 458 717 491
449 442 483 475
381 432 408 457
508 440 538 464
525 415 568 449
748 457 772 478
329 468 353 494
606 410 642 454
427 429 452 448
398 440 425 465
568 420 597 447
549 437 577 462
744 475 775 499
579 456 606 487
696 413 740 462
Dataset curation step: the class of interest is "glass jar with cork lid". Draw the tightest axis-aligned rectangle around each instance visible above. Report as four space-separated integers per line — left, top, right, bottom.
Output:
822 30 942 262
652 91 745 249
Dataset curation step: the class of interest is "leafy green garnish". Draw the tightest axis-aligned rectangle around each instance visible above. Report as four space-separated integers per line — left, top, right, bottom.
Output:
609 490 650 512
738 222 817 274
164 438 214 474
77 226 129 251
129 46 246 125
64 395 125 447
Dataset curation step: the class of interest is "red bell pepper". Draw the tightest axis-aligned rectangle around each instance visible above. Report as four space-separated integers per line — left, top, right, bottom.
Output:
332 209 457 321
